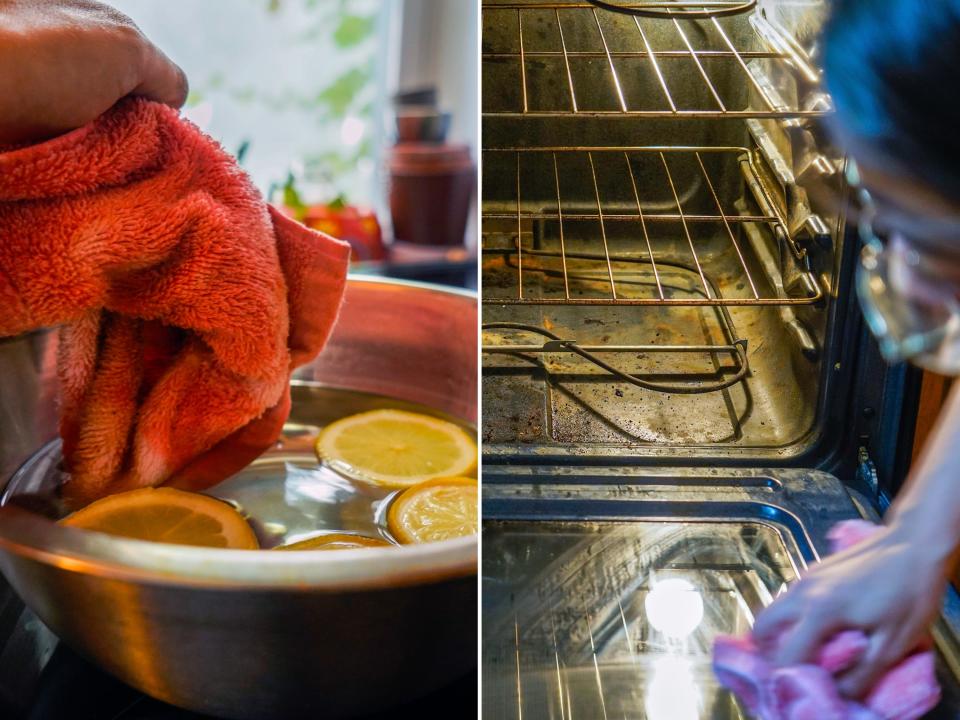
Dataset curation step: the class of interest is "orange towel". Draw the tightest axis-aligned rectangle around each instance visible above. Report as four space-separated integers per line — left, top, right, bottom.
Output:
0 98 350 505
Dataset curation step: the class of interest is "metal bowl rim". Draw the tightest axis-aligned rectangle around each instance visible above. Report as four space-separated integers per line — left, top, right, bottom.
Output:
344 273 477 300
0 505 476 590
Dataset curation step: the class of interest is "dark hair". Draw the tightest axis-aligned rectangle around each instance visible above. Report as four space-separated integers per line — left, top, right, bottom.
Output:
823 0 960 200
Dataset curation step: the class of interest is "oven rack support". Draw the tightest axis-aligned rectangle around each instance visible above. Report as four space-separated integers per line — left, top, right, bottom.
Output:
481 145 823 307
482 2 827 119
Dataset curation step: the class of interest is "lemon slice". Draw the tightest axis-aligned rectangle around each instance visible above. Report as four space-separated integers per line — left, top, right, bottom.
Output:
61 487 259 549
315 409 477 488
274 533 393 551
387 477 478 544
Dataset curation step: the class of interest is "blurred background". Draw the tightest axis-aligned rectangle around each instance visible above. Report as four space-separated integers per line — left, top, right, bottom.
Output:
112 0 478 288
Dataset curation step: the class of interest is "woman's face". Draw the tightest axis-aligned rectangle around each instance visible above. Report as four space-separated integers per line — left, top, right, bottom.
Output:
858 159 960 269
854 152 960 373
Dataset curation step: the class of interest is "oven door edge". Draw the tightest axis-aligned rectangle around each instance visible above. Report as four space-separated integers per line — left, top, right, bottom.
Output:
482 466 865 561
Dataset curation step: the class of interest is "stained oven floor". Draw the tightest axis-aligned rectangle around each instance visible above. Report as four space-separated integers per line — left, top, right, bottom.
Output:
484 287 754 446
482 289 816 450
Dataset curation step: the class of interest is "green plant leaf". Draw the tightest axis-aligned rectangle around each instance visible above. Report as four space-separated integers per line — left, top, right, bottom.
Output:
315 66 370 117
236 140 251 165
282 173 307 219
333 14 375 48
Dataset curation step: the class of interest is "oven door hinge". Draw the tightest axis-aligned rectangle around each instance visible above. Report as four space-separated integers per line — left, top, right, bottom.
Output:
856 445 879 497
794 213 832 253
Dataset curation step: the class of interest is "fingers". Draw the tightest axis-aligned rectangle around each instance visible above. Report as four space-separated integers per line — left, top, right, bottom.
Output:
837 629 900 699
774 611 844 666
752 592 801 645
837 616 925 699
753 587 840 665
133 41 188 108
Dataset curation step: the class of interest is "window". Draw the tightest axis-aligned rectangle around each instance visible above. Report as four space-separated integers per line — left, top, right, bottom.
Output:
113 0 395 205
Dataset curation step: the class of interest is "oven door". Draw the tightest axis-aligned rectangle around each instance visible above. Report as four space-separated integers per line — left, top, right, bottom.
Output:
482 468 960 719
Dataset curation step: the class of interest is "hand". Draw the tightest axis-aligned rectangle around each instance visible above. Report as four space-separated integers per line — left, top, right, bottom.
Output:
752 522 949 699
0 0 187 145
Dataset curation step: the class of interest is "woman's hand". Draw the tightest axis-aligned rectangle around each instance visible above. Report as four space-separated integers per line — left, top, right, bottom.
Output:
752 521 950 699
0 0 187 145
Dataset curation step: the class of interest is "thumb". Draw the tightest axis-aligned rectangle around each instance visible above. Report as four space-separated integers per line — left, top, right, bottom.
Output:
134 41 189 108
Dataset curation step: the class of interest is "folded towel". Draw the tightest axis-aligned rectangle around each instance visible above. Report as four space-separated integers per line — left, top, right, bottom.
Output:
713 520 941 720
0 98 350 505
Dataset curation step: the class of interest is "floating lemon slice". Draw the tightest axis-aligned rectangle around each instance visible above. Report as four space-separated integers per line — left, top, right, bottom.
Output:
61 487 259 549
274 533 393 551
387 477 478 544
315 409 477 488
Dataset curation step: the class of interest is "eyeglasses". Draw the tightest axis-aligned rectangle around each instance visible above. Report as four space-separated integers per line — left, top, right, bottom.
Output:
852 161 960 374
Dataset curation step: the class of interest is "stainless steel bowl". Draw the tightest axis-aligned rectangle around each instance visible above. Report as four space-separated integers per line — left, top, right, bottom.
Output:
0 277 477 719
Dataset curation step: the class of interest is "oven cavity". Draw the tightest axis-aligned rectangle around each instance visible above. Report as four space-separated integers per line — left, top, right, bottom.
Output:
481 0 840 456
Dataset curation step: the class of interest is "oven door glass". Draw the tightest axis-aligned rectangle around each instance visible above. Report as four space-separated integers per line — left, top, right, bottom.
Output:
482 520 799 720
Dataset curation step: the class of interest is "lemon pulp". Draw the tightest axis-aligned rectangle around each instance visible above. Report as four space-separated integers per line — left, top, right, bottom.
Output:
315 409 477 488
388 477 478 544
61 487 259 549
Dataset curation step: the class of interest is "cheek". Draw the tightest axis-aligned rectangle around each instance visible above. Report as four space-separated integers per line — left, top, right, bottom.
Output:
889 236 960 306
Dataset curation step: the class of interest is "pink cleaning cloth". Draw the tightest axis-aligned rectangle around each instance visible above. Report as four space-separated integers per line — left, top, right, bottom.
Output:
713 520 941 720
0 98 351 506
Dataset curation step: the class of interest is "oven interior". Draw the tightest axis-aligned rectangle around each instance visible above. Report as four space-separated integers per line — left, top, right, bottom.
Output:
481 0 845 462
481 1 960 718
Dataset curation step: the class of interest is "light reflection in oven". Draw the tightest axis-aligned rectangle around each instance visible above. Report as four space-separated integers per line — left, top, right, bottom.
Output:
646 655 702 720
482 519 797 719
645 576 705 639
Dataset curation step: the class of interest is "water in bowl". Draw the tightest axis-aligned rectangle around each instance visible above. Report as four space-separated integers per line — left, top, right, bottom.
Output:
1 384 477 549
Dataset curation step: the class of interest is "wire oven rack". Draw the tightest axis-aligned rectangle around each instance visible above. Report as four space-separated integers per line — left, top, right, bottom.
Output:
481 146 821 394
583 0 757 19
482 1 827 118
482 146 821 307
